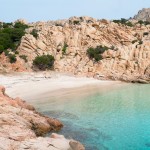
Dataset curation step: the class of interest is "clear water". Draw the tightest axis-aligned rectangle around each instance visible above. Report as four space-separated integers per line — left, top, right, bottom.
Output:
35 84 150 150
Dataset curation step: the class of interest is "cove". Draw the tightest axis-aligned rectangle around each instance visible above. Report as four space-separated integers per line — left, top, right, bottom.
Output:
34 83 150 150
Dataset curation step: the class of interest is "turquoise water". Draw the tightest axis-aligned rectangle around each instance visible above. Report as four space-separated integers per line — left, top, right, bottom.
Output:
36 84 150 150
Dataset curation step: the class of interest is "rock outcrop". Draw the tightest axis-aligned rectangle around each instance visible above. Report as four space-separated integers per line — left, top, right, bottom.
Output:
16 16 150 83
133 8 150 21
0 10 150 83
0 53 29 73
0 86 84 150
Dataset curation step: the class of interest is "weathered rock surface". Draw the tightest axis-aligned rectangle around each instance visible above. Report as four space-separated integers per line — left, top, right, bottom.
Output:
133 8 150 21
0 86 84 150
0 9 150 83
16 15 150 83
0 53 29 73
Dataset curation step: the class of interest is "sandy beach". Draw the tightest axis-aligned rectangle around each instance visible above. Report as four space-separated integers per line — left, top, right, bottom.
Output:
0 72 122 104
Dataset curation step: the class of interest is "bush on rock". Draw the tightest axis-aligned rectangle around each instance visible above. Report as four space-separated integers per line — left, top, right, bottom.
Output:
33 55 55 70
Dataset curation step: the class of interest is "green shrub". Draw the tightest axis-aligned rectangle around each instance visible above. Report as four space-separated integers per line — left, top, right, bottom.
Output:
4 50 9 56
8 54 17 63
73 20 80 25
15 51 19 55
144 21 150 25
138 20 144 25
11 29 25 42
138 20 150 25
33 54 55 70
125 22 133 27
94 54 102 61
0 32 14 50
14 22 28 29
55 23 63 27
19 55 28 62
87 45 109 62
3 23 13 28
0 45 4 54
30 29 38 39
113 18 133 27
132 40 138 44
0 22 28 54
139 40 143 45
87 48 96 58
143 32 149 36
0 23 3 29
62 43 68 54
110 45 115 50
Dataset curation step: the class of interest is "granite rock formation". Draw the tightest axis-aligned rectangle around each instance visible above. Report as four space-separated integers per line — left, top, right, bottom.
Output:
16 16 150 83
0 86 84 150
133 8 150 21
0 10 150 83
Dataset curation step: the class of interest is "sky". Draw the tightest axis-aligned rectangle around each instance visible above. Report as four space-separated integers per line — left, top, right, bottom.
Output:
0 0 150 22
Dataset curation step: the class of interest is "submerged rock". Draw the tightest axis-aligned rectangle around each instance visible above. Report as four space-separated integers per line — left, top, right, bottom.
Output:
69 140 85 150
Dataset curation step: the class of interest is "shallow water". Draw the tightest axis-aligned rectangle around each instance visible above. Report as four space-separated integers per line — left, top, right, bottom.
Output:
35 83 150 150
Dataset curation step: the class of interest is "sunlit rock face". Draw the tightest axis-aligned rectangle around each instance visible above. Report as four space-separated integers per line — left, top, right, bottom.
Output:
133 8 150 22
1 10 150 83
16 15 150 82
0 85 85 150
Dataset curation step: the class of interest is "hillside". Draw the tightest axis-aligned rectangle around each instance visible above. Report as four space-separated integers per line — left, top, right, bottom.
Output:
133 8 150 22
0 11 150 83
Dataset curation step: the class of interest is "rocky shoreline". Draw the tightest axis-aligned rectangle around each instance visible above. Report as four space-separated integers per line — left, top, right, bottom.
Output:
0 85 85 150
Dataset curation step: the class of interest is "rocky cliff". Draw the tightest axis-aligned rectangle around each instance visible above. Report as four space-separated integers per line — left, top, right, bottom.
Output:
0 10 150 83
0 86 84 150
133 8 150 21
16 16 150 83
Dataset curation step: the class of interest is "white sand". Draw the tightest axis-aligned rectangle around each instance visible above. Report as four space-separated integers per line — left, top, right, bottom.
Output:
0 72 121 103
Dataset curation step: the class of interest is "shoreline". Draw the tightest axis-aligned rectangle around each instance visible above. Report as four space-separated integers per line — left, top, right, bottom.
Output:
0 72 122 104
0 71 126 150
0 85 85 150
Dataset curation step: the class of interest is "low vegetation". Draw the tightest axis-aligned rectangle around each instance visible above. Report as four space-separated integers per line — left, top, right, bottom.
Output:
19 55 28 62
113 18 133 27
8 54 17 63
143 32 149 36
132 40 138 44
3 50 17 63
0 22 28 54
87 45 109 61
69 20 81 25
135 40 143 48
138 40 143 45
73 20 80 25
55 23 63 27
30 29 38 39
62 43 68 54
138 20 150 25
33 54 55 70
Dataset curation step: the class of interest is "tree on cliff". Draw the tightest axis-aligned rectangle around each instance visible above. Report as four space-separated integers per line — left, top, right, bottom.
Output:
0 22 28 54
